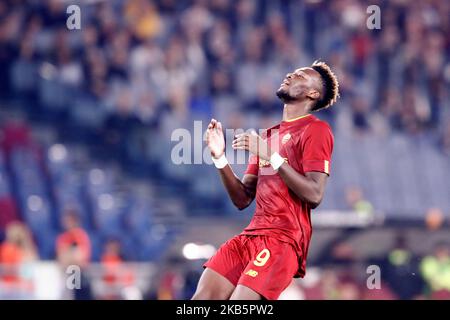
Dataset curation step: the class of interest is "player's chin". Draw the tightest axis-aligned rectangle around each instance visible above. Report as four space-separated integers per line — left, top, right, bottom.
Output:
276 87 289 99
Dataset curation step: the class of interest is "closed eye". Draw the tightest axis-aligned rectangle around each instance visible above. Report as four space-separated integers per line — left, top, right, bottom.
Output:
294 72 306 79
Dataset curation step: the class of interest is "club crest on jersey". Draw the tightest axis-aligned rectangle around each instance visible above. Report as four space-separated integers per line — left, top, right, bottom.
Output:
282 133 291 144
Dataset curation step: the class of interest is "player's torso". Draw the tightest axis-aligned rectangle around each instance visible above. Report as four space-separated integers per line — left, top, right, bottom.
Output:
243 115 327 277
247 117 318 233
255 121 310 205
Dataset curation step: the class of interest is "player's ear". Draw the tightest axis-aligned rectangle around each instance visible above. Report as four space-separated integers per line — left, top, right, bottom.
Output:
306 89 320 101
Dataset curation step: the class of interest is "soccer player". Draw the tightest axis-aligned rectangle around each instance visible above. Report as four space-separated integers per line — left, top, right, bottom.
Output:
192 61 339 300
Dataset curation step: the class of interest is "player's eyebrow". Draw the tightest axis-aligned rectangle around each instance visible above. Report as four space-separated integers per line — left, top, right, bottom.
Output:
294 69 308 78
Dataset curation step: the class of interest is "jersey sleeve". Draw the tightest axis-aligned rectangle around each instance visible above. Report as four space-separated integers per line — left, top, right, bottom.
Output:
245 155 259 176
301 121 334 175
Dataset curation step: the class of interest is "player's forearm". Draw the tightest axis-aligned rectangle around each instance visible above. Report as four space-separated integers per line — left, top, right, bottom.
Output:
217 165 254 210
277 164 323 208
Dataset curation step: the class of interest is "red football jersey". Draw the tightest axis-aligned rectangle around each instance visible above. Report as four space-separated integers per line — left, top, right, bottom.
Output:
242 114 334 277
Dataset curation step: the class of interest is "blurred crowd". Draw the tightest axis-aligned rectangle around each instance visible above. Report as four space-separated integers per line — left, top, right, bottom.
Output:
0 218 151 299
1 218 450 299
0 0 449 147
1 0 450 300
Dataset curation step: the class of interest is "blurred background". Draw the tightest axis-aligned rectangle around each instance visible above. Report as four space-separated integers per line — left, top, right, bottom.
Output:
0 0 449 300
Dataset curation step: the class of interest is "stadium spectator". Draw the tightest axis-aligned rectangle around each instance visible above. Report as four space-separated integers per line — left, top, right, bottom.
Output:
157 267 184 300
424 208 445 231
56 211 91 267
345 186 374 217
329 241 357 266
0 221 37 297
420 241 450 299
0 221 38 272
380 233 424 299
336 275 361 300
56 211 93 299
124 0 163 41
101 238 124 265
100 238 135 299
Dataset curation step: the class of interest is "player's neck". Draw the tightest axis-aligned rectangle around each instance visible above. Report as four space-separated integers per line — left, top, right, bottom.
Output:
282 103 310 122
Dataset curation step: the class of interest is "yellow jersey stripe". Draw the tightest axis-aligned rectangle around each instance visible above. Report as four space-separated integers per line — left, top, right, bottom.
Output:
324 160 329 174
285 114 311 122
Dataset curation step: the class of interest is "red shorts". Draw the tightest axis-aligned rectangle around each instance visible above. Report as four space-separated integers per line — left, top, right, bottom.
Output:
203 234 300 300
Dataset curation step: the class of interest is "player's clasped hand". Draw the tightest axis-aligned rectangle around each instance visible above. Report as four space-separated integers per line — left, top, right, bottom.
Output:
206 118 225 159
232 131 273 161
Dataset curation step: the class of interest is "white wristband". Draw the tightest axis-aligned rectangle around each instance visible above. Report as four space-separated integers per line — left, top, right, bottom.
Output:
212 154 228 169
270 152 285 171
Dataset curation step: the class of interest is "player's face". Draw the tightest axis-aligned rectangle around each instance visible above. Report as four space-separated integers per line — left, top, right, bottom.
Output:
276 67 319 103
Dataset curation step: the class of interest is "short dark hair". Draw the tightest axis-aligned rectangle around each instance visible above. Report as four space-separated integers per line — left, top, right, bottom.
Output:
310 60 340 112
